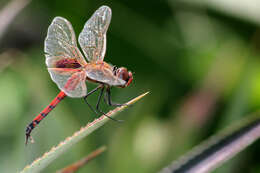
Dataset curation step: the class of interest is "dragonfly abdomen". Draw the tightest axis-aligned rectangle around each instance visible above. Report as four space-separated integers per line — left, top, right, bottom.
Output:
25 91 66 144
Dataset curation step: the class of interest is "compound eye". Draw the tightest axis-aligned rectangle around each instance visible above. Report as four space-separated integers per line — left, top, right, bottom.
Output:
117 68 129 81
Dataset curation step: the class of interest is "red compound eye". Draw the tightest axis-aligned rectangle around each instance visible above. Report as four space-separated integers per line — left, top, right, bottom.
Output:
117 68 128 81
116 67 133 87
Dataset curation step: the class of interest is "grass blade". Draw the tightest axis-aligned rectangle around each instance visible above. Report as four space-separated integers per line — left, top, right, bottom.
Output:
0 0 31 40
160 112 260 173
56 146 106 173
21 92 149 173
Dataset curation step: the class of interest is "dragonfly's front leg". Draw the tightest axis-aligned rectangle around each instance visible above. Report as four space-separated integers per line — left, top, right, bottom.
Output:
95 86 122 122
83 85 102 115
104 87 126 107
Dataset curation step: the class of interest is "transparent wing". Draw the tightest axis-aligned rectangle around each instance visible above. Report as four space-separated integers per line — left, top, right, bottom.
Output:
45 17 87 68
78 6 111 62
48 68 87 98
85 65 125 86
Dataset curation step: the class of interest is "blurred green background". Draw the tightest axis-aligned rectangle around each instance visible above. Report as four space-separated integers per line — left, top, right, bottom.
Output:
0 0 260 172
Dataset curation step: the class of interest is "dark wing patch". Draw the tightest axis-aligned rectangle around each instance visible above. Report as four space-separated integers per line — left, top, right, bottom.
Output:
56 58 81 68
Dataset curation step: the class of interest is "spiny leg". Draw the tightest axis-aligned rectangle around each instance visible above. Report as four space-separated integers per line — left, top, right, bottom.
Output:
83 85 122 122
83 85 103 115
96 87 104 111
96 87 122 122
105 87 126 107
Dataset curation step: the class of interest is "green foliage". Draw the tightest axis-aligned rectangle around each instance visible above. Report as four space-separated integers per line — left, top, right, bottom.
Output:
0 0 260 173
160 112 260 173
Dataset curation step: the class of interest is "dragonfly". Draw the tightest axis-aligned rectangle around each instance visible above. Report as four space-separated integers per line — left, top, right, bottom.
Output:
25 6 133 144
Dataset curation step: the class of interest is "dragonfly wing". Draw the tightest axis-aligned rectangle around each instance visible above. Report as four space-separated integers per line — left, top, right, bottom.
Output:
45 17 87 68
48 68 87 98
85 66 125 86
78 6 111 62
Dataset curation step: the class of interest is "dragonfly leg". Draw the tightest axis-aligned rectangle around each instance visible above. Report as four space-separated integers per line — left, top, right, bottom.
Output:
95 86 104 111
105 87 127 107
96 87 123 122
83 85 103 115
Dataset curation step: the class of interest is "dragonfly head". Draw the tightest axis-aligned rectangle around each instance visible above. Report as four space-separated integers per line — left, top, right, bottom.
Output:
114 67 133 88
